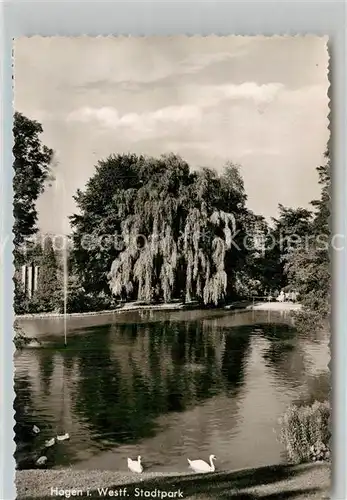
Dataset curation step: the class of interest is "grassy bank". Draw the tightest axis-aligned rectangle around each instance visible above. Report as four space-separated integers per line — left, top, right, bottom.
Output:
246 302 302 312
16 462 330 499
15 301 192 320
15 300 301 321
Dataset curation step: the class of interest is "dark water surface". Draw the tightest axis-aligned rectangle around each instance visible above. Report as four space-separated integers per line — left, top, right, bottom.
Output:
15 309 329 472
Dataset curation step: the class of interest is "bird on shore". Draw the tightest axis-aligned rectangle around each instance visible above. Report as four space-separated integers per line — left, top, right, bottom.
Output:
44 438 55 448
127 455 143 474
56 433 70 441
187 454 216 473
32 425 40 434
36 456 47 466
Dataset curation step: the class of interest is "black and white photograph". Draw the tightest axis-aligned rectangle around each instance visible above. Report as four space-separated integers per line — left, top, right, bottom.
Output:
13 36 330 499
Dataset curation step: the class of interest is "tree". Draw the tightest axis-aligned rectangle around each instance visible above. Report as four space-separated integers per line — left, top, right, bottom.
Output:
13 276 29 315
70 153 259 306
34 236 58 311
262 205 313 292
234 212 272 297
284 151 330 319
311 150 330 236
109 157 256 305
70 153 144 295
13 112 54 248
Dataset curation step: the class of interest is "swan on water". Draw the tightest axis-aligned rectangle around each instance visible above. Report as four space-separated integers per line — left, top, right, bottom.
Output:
56 433 70 441
187 454 216 473
36 456 47 466
32 425 40 434
127 455 143 473
44 438 55 448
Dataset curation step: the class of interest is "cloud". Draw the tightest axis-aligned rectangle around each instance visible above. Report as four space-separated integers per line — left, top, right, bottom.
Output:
189 82 284 108
13 36 329 236
222 82 284 102
67 104 203 138
66 82 285 137
178 50 246 75
239 148 280 157
14 37 252 94
66 43 253 93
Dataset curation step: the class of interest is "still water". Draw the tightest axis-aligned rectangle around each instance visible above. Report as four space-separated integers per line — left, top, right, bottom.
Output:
15 309 329 472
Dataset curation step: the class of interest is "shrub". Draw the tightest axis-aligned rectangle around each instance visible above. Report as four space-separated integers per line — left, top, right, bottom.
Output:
14 276 31 315
52 275 118 314
291 308 326 335
279 400 331 464
13 322 40 349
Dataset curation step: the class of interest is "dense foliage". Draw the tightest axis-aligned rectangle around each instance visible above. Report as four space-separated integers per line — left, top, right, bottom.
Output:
256 205 313 292
13 111 329 317
70 153 264 306
14 237 61 314
13 112 54 248
284 152 330 323
13 112 56 314
34 237 59 312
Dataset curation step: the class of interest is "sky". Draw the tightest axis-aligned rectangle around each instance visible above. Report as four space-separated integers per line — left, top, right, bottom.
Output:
14 36 329 235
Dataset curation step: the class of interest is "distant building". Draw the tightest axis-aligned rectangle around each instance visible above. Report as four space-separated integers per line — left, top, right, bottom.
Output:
18 232 72 298
21 263 40 298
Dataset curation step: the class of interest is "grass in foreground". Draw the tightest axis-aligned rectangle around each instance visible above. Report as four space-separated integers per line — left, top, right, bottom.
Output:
16 462 330 500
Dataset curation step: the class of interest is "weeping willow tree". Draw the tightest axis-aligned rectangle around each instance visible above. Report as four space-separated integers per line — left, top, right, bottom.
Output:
70 152 259 306
182 207 237 304
107 155 247 306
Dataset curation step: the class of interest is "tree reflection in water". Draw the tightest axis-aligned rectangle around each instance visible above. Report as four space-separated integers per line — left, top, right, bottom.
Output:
14 312 329 470
260 323 307 390
221 326 251 394
62 320 252 448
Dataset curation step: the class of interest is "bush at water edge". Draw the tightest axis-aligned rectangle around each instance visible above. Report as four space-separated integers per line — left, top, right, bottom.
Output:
279 400 330 464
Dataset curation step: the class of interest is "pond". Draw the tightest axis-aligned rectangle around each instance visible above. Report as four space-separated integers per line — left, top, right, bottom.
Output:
14 308 330 473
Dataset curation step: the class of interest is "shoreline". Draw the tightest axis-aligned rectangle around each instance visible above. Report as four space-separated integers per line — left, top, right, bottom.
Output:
247 301 302 312
15 302 188 320
16 462 329 499
15 301 302 321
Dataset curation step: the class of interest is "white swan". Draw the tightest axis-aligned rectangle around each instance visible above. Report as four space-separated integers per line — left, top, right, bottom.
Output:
44 438 55 448
32 425 40 434
36 456 47 466
57 433 70 441
187 454 216 473
127 455 143 473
